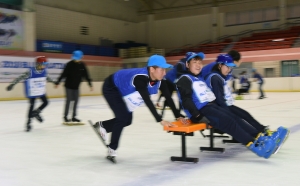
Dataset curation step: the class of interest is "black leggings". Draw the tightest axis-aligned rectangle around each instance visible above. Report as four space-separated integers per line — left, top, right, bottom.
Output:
229 105 265 132
101 77 133 150
238 88 249 95
28 95 48 119
199 103 259 145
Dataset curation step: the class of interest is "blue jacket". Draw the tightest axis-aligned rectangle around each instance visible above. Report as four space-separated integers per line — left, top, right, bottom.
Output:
24 67 47 98
253 73 263 84
205 71 234 109
201 61 233 80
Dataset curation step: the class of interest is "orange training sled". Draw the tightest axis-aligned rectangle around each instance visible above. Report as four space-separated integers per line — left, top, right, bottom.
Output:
164 120 224 163
164 119 208 133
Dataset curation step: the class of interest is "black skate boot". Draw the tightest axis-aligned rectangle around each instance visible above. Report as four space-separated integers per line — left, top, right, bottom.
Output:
26 119 32 132
32 109 43 123
72 117 81 122
64 116 71 122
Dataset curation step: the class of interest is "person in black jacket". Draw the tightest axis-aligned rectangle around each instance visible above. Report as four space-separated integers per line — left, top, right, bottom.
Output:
55 50 93 122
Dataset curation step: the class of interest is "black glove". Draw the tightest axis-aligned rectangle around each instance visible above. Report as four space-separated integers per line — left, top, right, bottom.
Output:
195 115 210 124
6 84 13 91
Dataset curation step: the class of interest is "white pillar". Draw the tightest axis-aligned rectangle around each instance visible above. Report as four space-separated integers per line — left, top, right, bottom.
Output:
22 0 36 51
23 12 36 51
279 0 286 25
211 6 219 42
146 14 155 47
23 0 34 12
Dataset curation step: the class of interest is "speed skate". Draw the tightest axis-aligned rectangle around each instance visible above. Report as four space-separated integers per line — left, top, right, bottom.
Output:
88 120 116 163
62 122 85 126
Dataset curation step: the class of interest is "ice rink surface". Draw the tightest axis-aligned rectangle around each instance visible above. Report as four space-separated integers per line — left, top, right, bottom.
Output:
0 92 300 186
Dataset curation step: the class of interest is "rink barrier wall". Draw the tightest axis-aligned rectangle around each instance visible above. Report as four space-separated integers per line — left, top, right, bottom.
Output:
0 82 103 101
0 77 300 100
1 48 300 101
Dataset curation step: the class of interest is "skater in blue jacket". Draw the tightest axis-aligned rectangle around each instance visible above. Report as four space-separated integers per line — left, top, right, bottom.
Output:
6 56 54 131
175 52 288 159
204 54 289 149
91 54 187 163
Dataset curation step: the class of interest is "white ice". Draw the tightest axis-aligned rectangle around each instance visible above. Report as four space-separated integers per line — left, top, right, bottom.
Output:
0 92 300 186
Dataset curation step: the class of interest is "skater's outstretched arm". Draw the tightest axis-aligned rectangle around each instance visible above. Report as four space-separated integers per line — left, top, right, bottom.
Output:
81 62 93 87
46 76 55 83
55 63 69 86
6 70 30 91
133 75 176 127
159 80 182 119
134 75 162 122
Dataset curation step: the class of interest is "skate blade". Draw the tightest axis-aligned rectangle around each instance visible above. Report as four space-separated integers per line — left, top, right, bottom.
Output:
156 107 171 110
88 120 108 147
107 156 116 164
283 129 290 143
273 130 290 154
63 122 85 126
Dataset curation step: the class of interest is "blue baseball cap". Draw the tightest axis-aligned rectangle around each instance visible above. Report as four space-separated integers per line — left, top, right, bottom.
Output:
216 54 236 67
147 55 173 68
72 50 83 60
252 68 257 72
186 52 205 62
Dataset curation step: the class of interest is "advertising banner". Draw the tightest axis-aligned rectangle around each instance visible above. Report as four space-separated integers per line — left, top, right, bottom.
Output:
0 7 23 49
0 56 69 82
41 40 63 53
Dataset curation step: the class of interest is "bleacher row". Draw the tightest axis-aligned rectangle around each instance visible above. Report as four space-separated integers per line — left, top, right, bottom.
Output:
166 25 300 56
232 38 295 52
119 47 165 58
36 26 300 58
167 40 232 56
